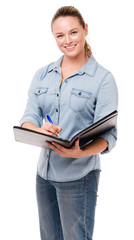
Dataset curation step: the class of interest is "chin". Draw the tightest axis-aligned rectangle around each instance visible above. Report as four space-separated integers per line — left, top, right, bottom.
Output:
66 52 83 59
63 49 80 57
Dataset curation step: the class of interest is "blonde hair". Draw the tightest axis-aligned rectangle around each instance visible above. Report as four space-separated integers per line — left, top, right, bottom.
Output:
51 6 92 58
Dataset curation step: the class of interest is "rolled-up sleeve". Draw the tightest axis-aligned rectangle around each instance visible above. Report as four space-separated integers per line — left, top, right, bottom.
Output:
100 125 117 153
94 72 118 153
19 70 43 127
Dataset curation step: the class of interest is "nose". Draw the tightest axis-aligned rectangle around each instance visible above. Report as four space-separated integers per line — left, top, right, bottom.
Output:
65 34 72 44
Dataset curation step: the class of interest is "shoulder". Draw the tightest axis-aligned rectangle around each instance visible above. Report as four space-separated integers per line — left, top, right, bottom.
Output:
92 56 115 83
86 55 114 81
33 62 55 81
95 59 111 78
28 60 58 91
32 56 63 82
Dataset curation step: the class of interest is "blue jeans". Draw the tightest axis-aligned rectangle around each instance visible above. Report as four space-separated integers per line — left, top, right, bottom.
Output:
36 170 100 240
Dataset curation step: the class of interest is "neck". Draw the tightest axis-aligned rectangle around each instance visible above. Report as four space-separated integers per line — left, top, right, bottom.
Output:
62 51 89 68
61 51 90 80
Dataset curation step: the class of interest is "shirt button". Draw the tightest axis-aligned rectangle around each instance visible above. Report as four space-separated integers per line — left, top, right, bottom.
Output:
56 109 58 112
57 94 59 97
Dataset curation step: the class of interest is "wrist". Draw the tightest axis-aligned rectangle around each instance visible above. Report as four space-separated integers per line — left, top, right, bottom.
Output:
81 138 108 157
22 122 40 132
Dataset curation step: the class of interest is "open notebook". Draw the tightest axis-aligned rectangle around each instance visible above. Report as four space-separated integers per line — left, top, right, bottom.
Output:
13 110 118 149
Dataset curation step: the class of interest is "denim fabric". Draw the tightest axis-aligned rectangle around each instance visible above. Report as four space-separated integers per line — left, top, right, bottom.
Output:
20 55 118 182
36 170 100 240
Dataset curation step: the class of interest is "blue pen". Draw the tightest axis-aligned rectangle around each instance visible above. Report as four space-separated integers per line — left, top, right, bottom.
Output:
45 114 60 137
46 114 53 124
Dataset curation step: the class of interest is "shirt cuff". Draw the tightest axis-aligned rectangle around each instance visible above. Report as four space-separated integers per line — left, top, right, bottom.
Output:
100 131 117 154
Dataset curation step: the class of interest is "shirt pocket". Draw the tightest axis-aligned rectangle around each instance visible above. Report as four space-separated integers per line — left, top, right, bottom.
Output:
34 87 48 107
69 88 92 112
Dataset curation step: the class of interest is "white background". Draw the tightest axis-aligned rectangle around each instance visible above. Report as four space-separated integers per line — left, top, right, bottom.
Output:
0 0 134 239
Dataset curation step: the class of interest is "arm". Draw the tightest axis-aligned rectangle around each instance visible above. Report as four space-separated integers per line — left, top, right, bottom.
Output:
45 137 108 158
93 72 118 153
83 137 108 156
22 122 62 137
22 122 41 132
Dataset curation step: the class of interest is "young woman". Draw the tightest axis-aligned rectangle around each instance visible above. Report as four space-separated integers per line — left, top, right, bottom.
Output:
20 6 118 240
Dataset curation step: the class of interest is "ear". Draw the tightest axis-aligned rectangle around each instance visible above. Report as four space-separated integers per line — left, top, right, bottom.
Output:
85 23 88 36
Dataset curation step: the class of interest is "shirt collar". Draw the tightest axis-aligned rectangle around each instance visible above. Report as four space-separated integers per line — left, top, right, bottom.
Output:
48 56 63 73
77 55 98 77
48 54 98 77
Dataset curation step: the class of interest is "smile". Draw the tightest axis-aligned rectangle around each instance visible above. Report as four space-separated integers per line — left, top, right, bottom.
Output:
65 44 77 49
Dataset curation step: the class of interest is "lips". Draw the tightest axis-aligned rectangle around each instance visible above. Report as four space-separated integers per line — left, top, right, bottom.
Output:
65 44 77 49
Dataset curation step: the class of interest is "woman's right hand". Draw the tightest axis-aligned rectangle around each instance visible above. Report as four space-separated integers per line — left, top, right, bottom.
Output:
40 122 62 137
22 122 62 137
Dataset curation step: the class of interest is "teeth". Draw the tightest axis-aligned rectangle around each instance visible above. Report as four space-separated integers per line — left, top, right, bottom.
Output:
66 46 75 49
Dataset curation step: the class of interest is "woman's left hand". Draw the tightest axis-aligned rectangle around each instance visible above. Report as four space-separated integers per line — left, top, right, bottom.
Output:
45 139 85 158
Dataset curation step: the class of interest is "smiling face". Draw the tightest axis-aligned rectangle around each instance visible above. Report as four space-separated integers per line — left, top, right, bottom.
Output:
52 16 88 59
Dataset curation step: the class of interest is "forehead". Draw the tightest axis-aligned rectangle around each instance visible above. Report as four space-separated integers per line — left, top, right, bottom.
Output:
52 16 83 33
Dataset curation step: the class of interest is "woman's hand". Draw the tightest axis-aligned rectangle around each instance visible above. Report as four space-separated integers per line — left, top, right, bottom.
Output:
40 122 62 137
22 122 108 158
46 137 108 158
46 139 85 158
22 122 62 137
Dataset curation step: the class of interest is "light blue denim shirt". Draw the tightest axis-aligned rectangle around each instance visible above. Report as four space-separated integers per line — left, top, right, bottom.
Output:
20 55 118 182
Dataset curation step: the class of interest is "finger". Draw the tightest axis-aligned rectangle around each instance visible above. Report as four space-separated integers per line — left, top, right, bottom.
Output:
45 142 64 156
42 123 62 134
42 125 58 135
52 142 66 151
75 138 80 147
55 125 62 133
40 127 57 136
45 141 55 150
51 125 62 135
47 141 65 153
71 138 79 149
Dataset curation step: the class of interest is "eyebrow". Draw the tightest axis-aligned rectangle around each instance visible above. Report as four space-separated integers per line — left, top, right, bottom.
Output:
55 28 79 35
